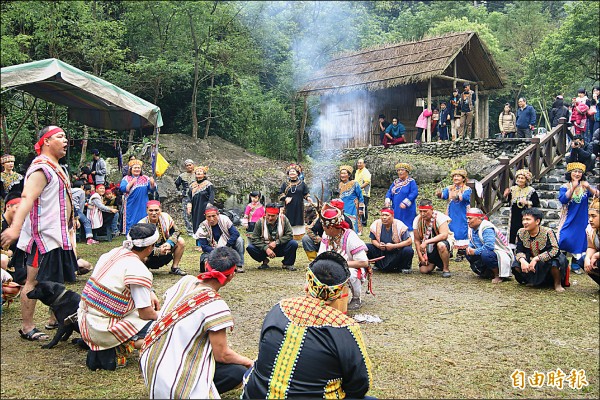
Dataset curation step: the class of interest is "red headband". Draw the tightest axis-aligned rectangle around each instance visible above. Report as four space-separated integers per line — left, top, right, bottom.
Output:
266 207 280 214
330 199 345 210
197 263 236 284
204 207 219 215
418 205 433 210
380 208 394 215
95 184 105 189
146 200 161 208
34 127 64 155
6 197 22 206
466 212 488 220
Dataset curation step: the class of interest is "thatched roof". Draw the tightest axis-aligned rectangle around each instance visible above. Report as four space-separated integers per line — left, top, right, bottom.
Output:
299 31 503 96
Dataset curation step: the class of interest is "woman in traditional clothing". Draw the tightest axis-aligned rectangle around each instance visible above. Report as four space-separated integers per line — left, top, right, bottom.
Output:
0 154 24 200
384 162 418 232
502 169 541 249
120 160 156 235
558 162 599 274
279 163 312 239
436 168 471 261
186 166 215 243
584 197 600 286
338 165 364 233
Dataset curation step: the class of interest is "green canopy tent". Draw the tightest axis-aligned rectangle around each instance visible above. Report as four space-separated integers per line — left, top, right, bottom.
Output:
0 58 163 173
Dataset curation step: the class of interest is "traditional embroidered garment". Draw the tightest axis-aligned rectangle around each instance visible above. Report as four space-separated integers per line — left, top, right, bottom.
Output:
512 226 567 286
339 180 364 232
505 185 540 245
279 179 310 235
468 220 514 277
385 178 418 231
241 296 372 399
140 276 234 399
16 155 75 254
188 179 216 233
0 170 24 197
367 219 413 272
557 183 590 257
319 229 369 301
244 202 265 224
138 212 178 247
120 175 156 235
413 211 455 251
587 224 600 252
78 247 153 351
194 214 235 248
441 184 471 247
86 192 104 229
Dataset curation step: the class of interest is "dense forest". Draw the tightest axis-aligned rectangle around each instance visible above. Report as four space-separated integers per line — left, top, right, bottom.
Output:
1 1 599 166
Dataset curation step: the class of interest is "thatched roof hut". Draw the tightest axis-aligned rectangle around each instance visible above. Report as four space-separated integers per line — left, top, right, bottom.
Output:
299 31 503 148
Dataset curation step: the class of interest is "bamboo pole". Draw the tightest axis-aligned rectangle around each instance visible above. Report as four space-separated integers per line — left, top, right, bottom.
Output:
427 78 432 143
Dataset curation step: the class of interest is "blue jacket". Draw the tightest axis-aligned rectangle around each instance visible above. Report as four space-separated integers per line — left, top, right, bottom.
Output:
439 108 451 128
516 105 536 129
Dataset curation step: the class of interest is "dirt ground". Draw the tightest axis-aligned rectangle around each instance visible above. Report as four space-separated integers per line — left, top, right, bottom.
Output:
1 226 598 399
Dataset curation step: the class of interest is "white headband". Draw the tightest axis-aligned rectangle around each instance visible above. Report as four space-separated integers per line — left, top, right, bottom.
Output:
122 229 159 250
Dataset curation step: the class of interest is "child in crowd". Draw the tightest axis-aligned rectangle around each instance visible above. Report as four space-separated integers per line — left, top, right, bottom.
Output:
431 108 440 141
415 108 433 146
242 191 265 235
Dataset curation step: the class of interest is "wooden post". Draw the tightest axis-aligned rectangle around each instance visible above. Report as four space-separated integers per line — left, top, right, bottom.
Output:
530 137 541 179
453 59 457 90
498 155 511 200
427 77 432 143
474 84 479 139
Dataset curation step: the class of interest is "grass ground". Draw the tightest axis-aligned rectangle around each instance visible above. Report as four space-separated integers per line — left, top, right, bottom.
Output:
1 194 598 399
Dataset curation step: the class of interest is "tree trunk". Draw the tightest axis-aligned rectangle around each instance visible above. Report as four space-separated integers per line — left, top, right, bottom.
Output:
188 10 200 139
203 71 215 140
80 125 89 167
297 95 308 162
128 129 135 150
1 115 9 154
290 93 297 159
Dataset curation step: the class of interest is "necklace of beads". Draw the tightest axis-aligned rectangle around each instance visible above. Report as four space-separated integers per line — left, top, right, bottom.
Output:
510 185 532 208
287 179 300 194
569 183 585 204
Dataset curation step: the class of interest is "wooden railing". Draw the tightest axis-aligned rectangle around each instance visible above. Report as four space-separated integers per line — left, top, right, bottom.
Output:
468 117 568 215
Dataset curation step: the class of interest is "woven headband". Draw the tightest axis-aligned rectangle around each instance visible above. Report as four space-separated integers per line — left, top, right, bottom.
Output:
306 267 348 301
122 229 159 250
34 128 63 155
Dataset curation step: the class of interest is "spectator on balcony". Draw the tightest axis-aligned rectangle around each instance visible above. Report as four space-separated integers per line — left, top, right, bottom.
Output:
516 98 536 138
549 96 569 128
566 136 596 177
498 103 517 138
502 169 540 250
383 117 406 149
378 114 391 145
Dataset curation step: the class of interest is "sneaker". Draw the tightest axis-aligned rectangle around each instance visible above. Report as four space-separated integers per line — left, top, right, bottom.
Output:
347 298 362 311
401 269 412 274
442 271 452 278
572 268 583 275
282 265 297 271
86 238 100 245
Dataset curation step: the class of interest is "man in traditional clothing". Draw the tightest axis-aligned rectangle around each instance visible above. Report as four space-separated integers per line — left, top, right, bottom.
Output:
138 200 187 276
1 125 78 342
241 251 372 399
338 165 365 234
366 207 414 273
140 246 253 399
511 208 568 292
174 159 196 235
302 199 352 262
355 159 371 233
584 197 599 286
78 223 161 370
413 199 455 278
465 208 514 283
247 203 298 271
195 204 245 273
317 202 369 311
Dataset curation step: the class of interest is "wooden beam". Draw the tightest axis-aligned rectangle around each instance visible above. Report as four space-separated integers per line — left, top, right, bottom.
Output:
434 74 483 85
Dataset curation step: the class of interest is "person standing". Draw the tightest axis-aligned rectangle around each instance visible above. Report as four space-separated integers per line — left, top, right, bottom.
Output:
516 97 536 138
1 125 78 342
355 159 371 232
449 88 461 140
498 103 517 138
557 162 599 275
279 163 312 240
89 149 107 187
338 165 364 234
187 166 215 244
174 159 196 236
415 109 433 146
436 169 471 261
0 154 24 201
438 102 451 141
502 169 540 250
120 159 157 235
458 82 476 139
384 162 418 232
549 96 569 128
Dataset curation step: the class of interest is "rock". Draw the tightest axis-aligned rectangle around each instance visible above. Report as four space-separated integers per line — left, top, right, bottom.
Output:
462 152 500 181
546 200 561 209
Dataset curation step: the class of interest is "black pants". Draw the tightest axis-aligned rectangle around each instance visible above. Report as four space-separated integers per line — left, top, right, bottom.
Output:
214 362 248 394
361 196 370 226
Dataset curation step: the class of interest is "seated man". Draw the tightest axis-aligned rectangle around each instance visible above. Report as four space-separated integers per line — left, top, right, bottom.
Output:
317 202 369 311
241 251 372 399
195 204 245 273
511 208 568 292
302 198 352 261
138 200 187 276
247 203 298 271
584 197 600 286
413 199 454 278
78 223 161 370
366 207 414 273
465 208 514 283
140 247 253 399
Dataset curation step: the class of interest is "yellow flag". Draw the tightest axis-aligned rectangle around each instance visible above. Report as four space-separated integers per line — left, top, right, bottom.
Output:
155 152 170 177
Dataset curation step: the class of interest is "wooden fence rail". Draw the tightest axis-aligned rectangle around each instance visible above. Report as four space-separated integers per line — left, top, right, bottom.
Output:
468 117 568 215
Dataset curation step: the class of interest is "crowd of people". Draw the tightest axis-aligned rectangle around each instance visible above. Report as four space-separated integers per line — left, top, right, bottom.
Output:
0 119 598 399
